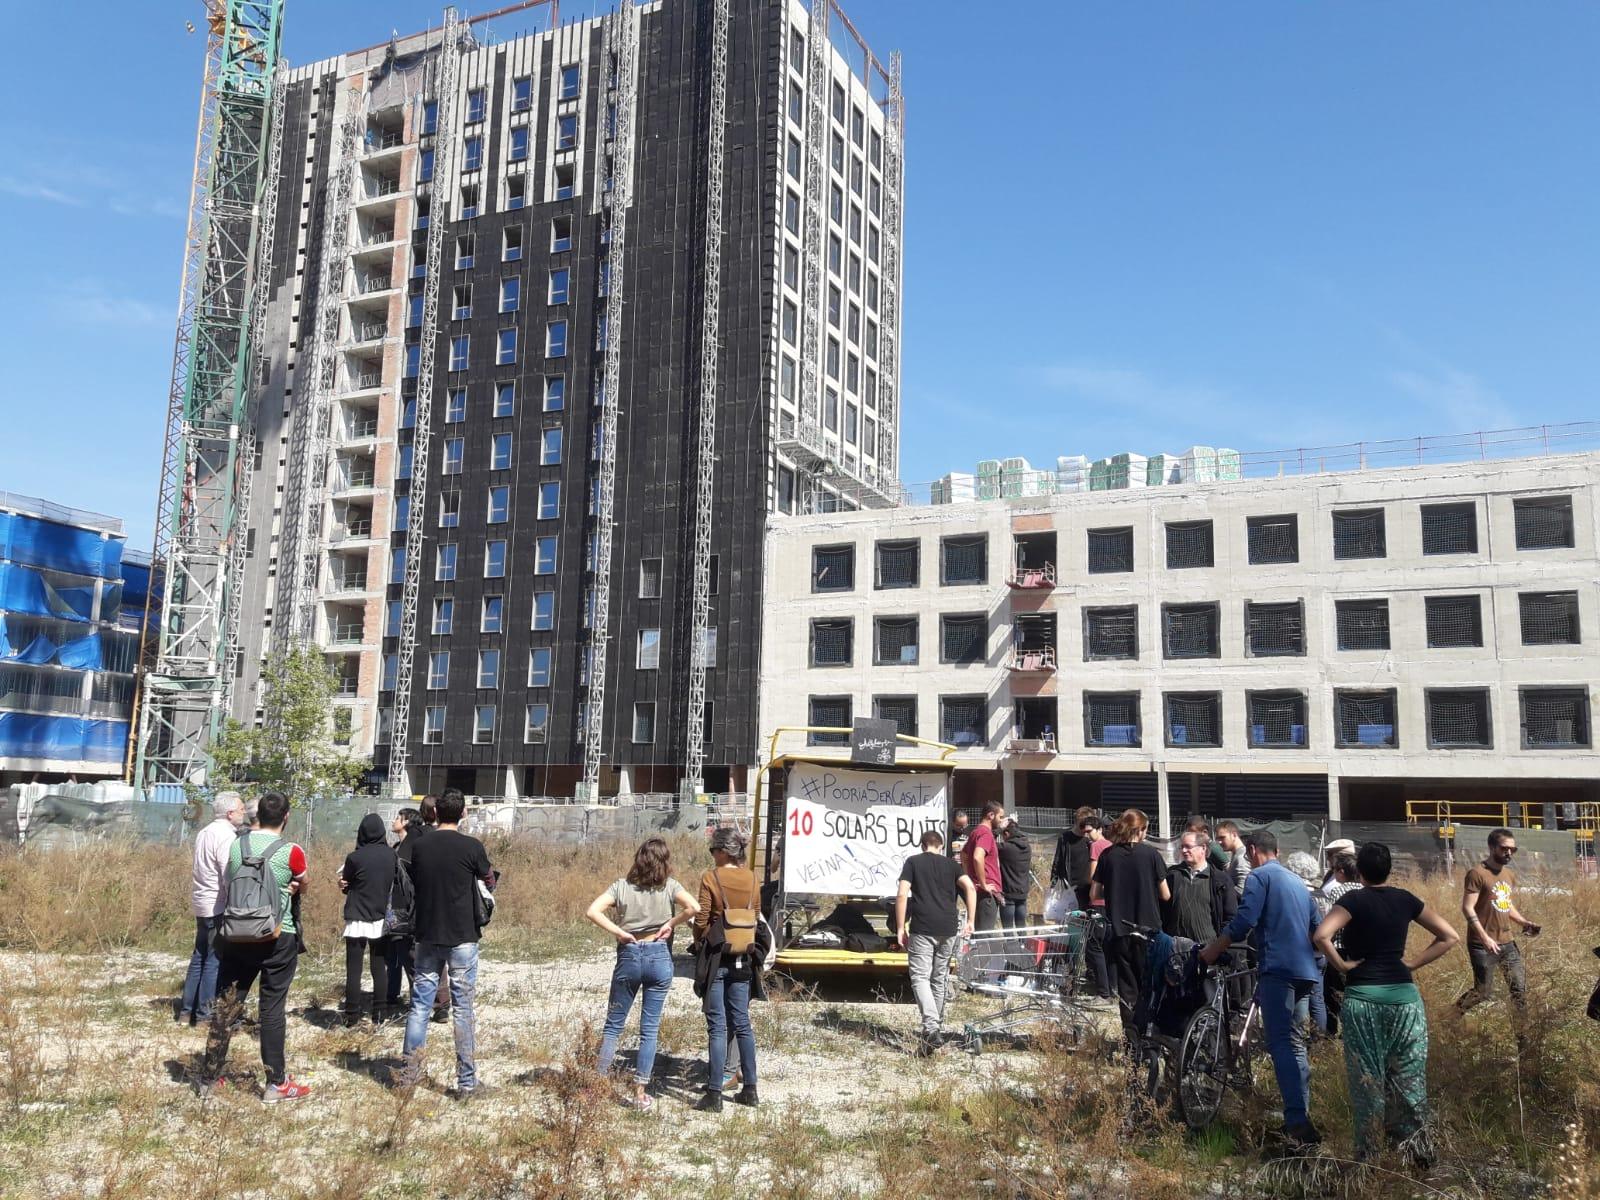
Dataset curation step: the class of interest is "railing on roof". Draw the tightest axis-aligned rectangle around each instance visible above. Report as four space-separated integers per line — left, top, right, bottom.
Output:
885 421 1600 509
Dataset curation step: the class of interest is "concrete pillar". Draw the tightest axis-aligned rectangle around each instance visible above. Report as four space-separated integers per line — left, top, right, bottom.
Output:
1327 774 1342 823
1156 764 1171 839
1051 772 1064 809
502 766 520 801
1002 768 1016 810
617 766 634 802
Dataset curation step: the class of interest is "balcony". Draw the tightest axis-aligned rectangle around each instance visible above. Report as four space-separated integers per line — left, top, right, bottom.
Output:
355 273 394 296
331 520 374 543
1007 645 1057 672
1006 733 1057 755
350 318 389 345
1009 698 1058 754
342 415 379 441
327 571 369 595
1009 532 1058 590
327 620 366 647
1008 561 1056 589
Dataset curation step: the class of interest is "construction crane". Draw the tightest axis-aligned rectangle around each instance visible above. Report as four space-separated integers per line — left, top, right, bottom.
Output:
131 0 285 790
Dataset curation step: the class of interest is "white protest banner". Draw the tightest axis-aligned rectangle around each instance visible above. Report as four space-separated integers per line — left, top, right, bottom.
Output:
782 762 948 897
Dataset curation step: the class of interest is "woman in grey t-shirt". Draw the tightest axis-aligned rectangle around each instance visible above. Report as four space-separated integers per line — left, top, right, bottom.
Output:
586 837 699 1109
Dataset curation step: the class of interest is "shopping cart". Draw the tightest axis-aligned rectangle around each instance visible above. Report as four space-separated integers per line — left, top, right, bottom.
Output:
954 914 1094 1052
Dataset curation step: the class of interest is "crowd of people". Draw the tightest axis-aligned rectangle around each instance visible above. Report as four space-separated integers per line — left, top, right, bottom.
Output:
181 789 1548 1155
183 787 496 1101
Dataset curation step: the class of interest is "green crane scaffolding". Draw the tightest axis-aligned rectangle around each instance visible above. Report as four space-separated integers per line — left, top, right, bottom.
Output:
132 1 285 790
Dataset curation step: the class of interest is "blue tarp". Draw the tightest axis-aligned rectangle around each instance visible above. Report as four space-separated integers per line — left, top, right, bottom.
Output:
0 713 128 763
0 563 94 621
120 560 151 616
15 633 56 664
57 632 103 670
0 511 123 580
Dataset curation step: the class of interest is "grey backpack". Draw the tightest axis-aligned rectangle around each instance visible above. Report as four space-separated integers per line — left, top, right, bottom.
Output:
218 835 290 943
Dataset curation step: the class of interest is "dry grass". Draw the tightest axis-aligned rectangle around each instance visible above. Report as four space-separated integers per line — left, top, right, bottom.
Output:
0 837 1596 1198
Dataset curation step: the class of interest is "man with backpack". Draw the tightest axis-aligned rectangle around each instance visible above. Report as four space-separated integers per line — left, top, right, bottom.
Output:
402 788 495 1099
198 791 311 1102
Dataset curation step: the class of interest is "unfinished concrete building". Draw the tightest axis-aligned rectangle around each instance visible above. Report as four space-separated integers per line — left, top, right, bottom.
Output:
760 451 1600 832
233 0 904 797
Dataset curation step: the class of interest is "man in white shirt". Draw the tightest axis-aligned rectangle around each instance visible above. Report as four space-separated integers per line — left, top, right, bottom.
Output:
178 791 245 1025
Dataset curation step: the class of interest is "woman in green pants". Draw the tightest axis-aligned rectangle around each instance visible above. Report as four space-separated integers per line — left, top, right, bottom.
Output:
1313 842 1459 1164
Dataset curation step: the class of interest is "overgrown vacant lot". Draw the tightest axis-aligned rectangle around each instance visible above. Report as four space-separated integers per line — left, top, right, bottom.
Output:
1 838 1598 1199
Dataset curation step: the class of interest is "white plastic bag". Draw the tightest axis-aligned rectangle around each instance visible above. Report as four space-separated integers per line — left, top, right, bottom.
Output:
1043 883 1072 923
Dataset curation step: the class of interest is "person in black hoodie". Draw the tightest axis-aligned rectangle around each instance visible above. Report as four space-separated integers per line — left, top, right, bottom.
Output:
997 817 1033 930
340 813 397 1025
383 807 424 1017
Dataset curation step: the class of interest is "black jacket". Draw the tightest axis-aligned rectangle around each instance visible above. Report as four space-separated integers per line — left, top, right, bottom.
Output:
998 830 1033 902
1051 828 1091 888
1161 863 1238 942
341 813 398 923
692 916 773 1010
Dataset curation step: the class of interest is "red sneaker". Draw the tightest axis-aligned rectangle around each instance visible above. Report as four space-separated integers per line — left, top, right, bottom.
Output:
263 1078 312 1103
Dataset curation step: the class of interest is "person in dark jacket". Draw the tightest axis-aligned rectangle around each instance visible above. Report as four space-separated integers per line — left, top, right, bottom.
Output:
383 807 424 1017
340 813 397 1025
1163 830 1238 942
997 817 1033 929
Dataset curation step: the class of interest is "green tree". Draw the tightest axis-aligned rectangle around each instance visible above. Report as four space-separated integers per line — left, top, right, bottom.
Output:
210 646 369 801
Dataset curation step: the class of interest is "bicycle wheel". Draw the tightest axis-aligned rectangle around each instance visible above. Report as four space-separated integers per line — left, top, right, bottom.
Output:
1177 1007 1226 1130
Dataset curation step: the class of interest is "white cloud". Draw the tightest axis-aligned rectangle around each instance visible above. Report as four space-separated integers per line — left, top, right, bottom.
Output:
50 281 168 330
1385 366 1518 432
1030 364 1228 414
0 176 83 207
0 158 183 220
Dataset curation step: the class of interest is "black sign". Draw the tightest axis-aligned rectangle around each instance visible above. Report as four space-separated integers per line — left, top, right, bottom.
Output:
850 718 899 767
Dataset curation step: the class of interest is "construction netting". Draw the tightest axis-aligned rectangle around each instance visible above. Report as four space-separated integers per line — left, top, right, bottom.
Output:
1165 693 1220 746
1164 520 1213 569
941 613 985 663
940 535 986 585
1084 606 1138 660
940 695 987 747
1162 603 1219 658
1248 690 1307 747
873 539 919 588
1247 515 1298 564
872 696 916 737
811 545 854 591
874 615 918 664
1425 594 1482 648
1334 689 1398 748
808 698 850 743
1512 495 1574 549
1246 601 1305 656
1331 508 1386 559
1521 688 1590 749
1420 502 1478 554
1087 527 1134 573
1518 591 1580 645
1426 689 1492 747
1085 692 1141 746
809 618 853 666
1335 599 1390 650
0 510 124 580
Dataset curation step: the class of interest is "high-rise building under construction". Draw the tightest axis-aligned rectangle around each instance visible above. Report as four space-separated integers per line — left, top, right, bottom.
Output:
232 0 904 798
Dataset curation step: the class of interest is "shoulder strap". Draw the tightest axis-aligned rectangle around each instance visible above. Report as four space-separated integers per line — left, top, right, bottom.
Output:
708 867 727 911
256 835 290 870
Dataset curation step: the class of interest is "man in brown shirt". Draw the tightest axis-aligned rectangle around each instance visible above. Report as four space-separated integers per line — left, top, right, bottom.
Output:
1456 828 1540 1015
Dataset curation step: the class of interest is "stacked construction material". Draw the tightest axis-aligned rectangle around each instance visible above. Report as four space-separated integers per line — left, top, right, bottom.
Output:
931 473 977 505
1056 455 1088 493
1089 452 1149 491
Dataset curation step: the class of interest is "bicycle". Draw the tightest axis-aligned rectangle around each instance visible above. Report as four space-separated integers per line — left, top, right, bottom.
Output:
1175 961 1263 1129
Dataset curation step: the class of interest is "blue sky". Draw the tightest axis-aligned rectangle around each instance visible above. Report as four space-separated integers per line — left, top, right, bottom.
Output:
1 2 1594 547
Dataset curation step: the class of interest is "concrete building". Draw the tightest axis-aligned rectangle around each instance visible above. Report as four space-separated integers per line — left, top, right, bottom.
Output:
233 0 904 797
0 494 150 784
759 452 1600 832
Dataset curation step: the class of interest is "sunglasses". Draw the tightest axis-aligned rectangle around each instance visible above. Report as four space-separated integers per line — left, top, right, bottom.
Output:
1493 844 1519 855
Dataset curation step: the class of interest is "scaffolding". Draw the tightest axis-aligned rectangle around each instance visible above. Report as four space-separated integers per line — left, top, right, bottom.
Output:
133 0 284 789
877 50 903 476
274 87 361 664
224 59 288 724
796 0 828 440
683 0 731 793
389 7 464 797
581 0 638 795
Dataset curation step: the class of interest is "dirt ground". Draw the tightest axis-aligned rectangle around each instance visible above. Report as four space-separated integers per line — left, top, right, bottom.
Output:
2 944 1100 1199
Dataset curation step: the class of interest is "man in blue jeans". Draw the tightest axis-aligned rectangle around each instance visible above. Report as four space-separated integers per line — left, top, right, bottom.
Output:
1201 829 1323 1146
179 791 244 1025
402 789 494 1098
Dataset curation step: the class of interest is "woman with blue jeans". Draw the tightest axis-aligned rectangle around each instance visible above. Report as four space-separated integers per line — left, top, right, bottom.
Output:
586 838 700 1111
691 828 766 1113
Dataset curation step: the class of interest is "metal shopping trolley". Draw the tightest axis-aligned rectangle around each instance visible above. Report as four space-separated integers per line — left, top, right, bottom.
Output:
955 914 1094 1052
